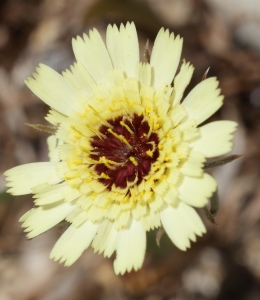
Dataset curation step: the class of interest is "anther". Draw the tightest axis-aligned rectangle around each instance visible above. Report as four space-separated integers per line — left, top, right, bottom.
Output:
87 104 113 128
107 128 132 148
120 120 134 135
129 156 138 166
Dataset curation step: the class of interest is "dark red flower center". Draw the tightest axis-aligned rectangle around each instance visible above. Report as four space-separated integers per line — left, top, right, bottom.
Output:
90 114 159 190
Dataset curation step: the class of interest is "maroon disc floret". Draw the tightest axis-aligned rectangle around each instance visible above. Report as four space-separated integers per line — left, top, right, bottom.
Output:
90 114 159 190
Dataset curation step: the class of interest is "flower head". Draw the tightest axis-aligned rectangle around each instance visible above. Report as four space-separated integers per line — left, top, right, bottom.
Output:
4 22 237 275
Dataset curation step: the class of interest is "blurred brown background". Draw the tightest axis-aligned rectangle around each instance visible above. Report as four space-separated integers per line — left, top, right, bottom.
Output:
0 0 260 299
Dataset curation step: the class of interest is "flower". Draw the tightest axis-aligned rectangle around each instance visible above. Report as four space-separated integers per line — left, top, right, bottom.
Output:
4 22 237 275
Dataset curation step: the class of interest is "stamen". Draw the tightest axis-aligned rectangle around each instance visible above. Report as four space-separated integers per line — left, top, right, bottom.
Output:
99 156 120 169
85 179 93 183
107 128 132 148
154 123 160 130
85 124 106 139
100 172 110 179
68 160 82 166
87 104 113 128
145 106 151 115
146 150 153 157
70 125 83 138
129 156 138 166
120 120 134 135
147 141 156 156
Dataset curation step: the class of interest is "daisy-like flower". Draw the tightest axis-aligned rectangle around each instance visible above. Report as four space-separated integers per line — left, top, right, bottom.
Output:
5 22 237 275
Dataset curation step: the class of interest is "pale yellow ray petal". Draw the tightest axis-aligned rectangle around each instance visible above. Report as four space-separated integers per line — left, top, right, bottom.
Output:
182 77 223 125
62 62 96 97
72 29 112 85
138 62 152 86
114 210 131 229
20 201 74 238
33 182 65 205
4 162 61 195
178 173 217 207
106 22 139 78
140 210 161 231
150 28 183 89
191 121 238 157
180 151 205 177
50 221 99 266
160 202 206 251
47 135 63 163
25 64 76 116
160 203 191 250
32 182 81 206
163 186 178 205
92 219 118 257
45 109 67 126
178 202 206 237
113 219 146 275
173 60 194 106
